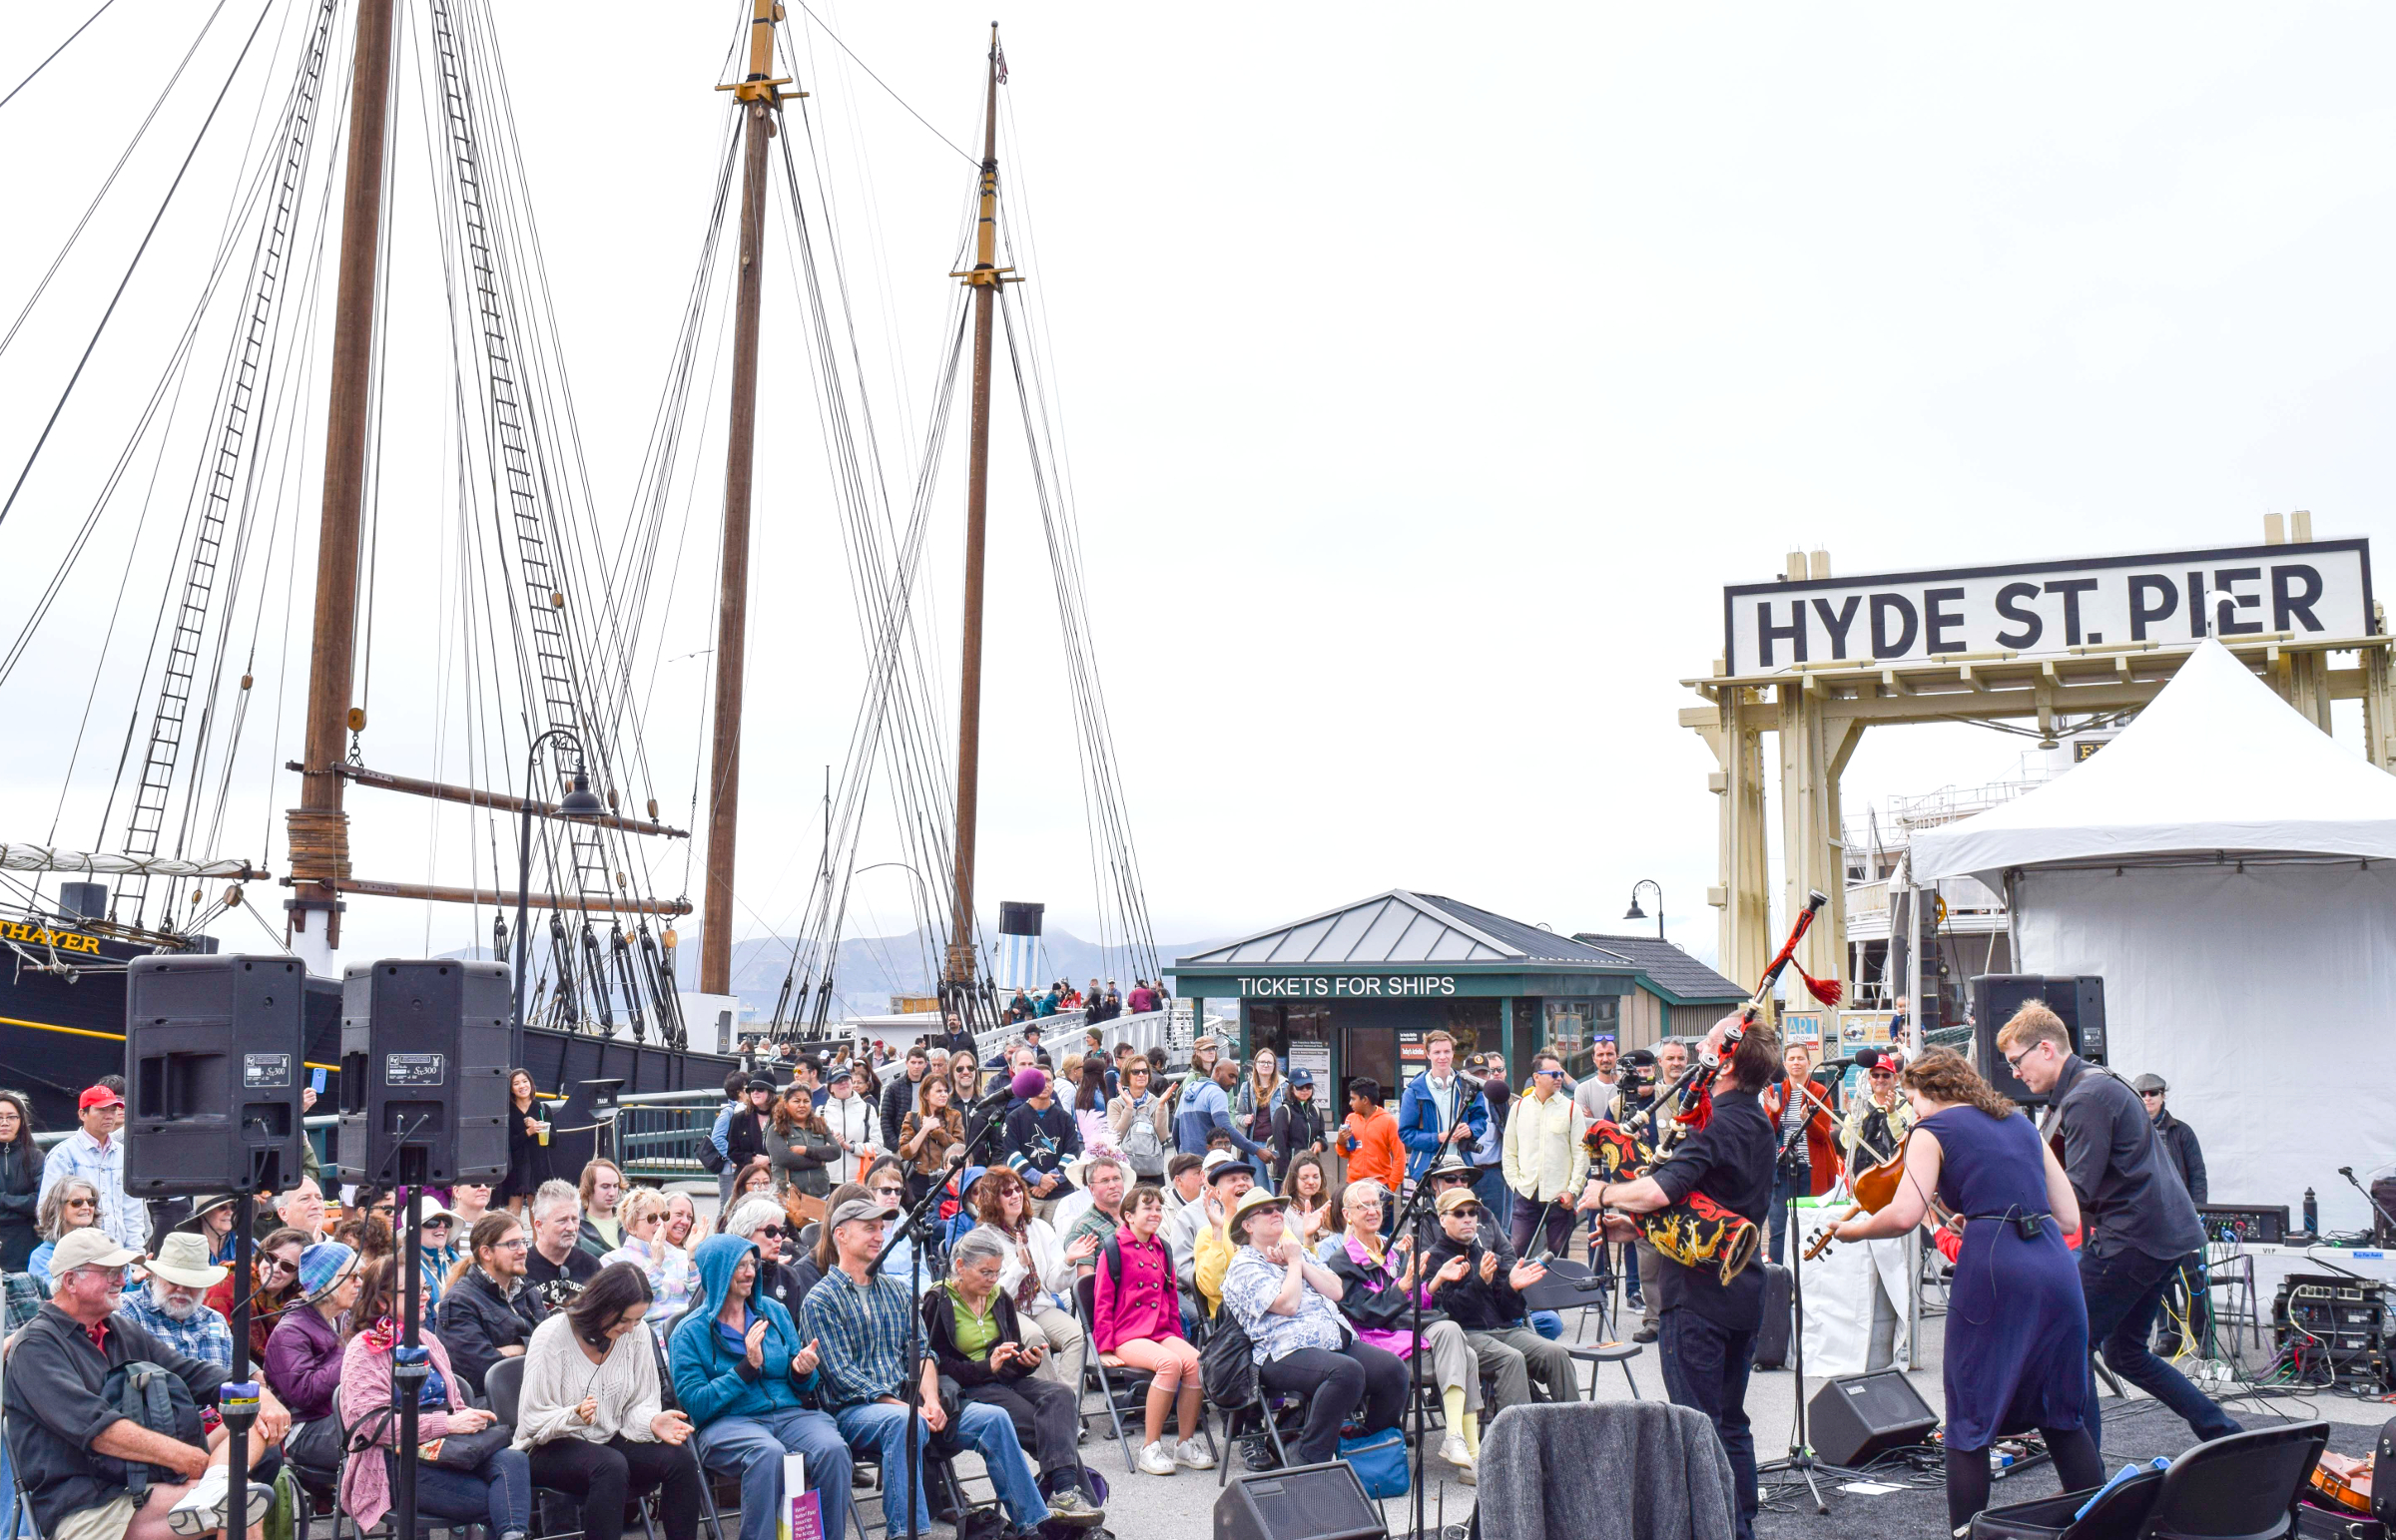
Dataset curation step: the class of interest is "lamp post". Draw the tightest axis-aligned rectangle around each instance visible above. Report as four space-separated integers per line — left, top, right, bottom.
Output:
1624 879 1664 941
513 727 609 1057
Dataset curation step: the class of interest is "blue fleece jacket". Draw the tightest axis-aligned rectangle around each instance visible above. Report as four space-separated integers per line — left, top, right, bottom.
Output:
669 1233 820 1427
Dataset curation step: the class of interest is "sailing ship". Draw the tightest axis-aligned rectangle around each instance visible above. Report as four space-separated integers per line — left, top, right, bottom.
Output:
0 2 1160 1128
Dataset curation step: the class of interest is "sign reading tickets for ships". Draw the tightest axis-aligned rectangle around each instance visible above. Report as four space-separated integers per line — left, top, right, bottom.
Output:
1723 539 2373 678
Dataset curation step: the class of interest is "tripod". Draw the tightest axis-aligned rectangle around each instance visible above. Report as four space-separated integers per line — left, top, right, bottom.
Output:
1383 1156 1447 1540
867 1096 1009 1540
1757 1090 1833 1515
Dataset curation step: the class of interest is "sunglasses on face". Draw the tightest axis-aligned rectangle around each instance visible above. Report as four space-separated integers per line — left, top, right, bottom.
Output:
872 1186 904 1200
65 1198 96 1209
1869 1069 1894 1079
755 1225 785 1239
1450 1206 1484 1219
264 1259 298 1276
423 1218 452 1230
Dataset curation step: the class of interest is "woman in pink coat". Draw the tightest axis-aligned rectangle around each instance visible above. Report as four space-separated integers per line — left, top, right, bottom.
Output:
1090 1185 1207 1477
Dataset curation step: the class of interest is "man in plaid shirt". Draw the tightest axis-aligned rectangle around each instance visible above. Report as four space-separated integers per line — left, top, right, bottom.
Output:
39 1085 148 1254
800 1198 1054 1535
115 1232 235 1372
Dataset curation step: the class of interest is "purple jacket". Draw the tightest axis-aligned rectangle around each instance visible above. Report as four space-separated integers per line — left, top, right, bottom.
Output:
263 1302 345 1422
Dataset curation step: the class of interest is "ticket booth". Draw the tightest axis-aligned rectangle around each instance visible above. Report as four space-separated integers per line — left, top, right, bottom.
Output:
1168 890 1660 1109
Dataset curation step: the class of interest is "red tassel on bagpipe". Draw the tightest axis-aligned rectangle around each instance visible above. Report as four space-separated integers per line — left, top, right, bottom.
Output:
1795 965 1843 1007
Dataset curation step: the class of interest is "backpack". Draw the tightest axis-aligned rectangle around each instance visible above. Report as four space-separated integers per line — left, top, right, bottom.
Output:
93 1360 208 1499
1119 1102 1164 1175
1198 1309 1260 1412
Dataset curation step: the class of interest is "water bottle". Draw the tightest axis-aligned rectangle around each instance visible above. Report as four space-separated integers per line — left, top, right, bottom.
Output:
2303 1188 2318 1236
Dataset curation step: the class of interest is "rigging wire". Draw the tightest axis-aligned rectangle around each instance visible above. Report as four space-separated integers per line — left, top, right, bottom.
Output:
784 0 978 167
0 0 280 533
0 0 120 115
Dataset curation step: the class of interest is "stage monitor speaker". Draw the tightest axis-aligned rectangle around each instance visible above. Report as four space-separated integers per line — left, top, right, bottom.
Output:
125 955 309 1195
1213 1462 1386 1540
335 959 510 1186
1971 974 2106 1107
1810 1370 1939 1468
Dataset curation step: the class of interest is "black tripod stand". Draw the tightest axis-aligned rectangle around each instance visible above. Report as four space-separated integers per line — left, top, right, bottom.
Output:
1757 1086 1833 1515
1383 1158 1449 1540
868 1091 1010 1540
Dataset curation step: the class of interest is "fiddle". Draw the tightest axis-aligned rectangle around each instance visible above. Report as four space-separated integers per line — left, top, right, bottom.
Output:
1801 1141 1954 1261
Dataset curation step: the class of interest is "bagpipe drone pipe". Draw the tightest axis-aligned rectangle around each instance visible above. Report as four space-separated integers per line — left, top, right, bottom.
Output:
1582 889 1841 1287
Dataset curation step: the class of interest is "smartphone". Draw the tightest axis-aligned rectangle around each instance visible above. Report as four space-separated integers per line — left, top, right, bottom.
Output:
310 1068 327 1097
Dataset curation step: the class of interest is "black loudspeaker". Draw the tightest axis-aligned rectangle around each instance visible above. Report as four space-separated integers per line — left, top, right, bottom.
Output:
335 959 510 1185
1970 974 2106 1107
1752 1262 1793 1371
1213 1462 1386 1540
1810 1370 1939 1467
124 955 310 1195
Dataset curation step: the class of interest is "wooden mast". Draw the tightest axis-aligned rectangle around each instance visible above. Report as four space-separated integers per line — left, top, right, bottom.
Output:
285 0 398 960
946 24 1011 988
699 0 796 996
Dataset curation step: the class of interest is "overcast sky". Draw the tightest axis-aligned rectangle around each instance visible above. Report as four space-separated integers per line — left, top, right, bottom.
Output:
4 4 2394 977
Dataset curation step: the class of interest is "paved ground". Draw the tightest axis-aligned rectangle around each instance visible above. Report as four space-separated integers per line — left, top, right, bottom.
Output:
905 1268 2391 1540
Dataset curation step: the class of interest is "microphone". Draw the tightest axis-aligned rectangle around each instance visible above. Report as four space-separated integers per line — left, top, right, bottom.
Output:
971 1083 1017 1114
1851 1047 1885 1070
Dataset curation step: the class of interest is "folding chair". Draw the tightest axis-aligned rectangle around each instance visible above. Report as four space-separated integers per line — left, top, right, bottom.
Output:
645 1334 731 1540
1072 1274 1156 1473
1520 1273 1639 1399
488 1354 664 1540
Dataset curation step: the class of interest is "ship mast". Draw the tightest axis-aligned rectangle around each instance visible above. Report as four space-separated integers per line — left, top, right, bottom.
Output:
945 24 1012 993
286 0 398 967
699 0 796 996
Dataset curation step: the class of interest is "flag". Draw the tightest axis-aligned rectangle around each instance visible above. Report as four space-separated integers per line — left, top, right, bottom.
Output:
995 931 1043 991
994 45 1007 84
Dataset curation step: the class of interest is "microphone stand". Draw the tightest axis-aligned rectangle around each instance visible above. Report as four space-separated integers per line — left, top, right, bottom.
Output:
2340 1167 2396 1244
1757 1074 1831 1515
1384 1149 1445 1540
869 1098 1009 1540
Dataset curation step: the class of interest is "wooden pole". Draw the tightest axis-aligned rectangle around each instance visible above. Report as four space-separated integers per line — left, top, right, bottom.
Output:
286 0 397 954
946 26 1003 986
699 0 784 996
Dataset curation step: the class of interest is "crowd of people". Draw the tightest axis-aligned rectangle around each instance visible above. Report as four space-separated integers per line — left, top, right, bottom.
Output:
0 995 2239 1540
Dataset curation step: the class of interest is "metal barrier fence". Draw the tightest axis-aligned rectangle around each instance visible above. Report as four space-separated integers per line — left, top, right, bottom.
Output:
611 1090 723 1183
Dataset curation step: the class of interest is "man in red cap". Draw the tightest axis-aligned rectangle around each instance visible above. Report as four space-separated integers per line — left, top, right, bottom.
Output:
39 1084 146 1254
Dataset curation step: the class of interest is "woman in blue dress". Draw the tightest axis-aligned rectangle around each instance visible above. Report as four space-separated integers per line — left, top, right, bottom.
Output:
1829 1048 2102 1533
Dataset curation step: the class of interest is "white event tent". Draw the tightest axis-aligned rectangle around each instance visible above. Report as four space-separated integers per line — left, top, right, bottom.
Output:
1911 639 2396 1234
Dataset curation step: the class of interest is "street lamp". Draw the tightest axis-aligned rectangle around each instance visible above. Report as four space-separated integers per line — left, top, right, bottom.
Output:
1624 879 1664 941
513 727 609 1054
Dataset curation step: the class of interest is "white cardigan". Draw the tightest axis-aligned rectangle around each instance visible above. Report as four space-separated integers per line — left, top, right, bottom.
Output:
511 1311 666 1450
989 1218 1075 1314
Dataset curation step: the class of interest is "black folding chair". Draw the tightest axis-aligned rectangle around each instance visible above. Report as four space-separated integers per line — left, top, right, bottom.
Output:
2136 1421 2328 1540
1072 1274 1158 1473
1521 1272 1639 1399
488 1354 664 1540
645 1333 731 1540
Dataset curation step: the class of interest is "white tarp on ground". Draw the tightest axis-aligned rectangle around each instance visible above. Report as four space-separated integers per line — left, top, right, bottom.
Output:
2013 861 2396 1235
1908 638 2396 1235
1911 638 2396 882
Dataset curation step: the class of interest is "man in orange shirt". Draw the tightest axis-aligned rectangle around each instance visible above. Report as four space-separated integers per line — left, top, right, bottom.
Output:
1339 1077 1406 1235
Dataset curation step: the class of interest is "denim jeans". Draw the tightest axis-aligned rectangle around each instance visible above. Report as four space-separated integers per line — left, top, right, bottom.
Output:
1657 1310 1757 1540
692 1406 854 1540
412 1444 533 1536
2080 1245 2241 1456
833 1398 1049 1532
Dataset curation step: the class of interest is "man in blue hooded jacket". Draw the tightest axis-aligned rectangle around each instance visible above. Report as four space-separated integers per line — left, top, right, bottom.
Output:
670 1233 855 1540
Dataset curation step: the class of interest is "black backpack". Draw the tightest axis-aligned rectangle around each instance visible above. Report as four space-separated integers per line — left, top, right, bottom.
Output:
93 1360 207 1499
1198 1309 1260 1412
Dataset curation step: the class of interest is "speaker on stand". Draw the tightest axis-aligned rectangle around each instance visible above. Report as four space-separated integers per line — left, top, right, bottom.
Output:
1970 974 2105 1107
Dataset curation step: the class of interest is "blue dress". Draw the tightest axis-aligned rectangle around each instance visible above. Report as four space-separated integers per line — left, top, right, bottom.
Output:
1920 1106 2089 1448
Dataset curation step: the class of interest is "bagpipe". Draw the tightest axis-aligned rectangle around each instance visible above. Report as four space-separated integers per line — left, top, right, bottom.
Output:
1584 889 1842 1285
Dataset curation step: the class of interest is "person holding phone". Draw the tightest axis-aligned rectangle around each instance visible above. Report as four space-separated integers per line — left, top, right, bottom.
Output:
515 1262 705 1540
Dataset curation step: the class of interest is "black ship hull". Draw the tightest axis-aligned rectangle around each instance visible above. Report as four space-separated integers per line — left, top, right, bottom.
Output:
0 920 736 1134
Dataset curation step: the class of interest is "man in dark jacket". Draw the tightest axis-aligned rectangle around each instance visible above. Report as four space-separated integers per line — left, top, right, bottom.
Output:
2136 1073 2212 1355
4 1229 288 1540
2005 1008 2239 1456
1421 1187 1577 1407
1002 1069 1080 1217
436 1211 549 1395
880 1044 930 1148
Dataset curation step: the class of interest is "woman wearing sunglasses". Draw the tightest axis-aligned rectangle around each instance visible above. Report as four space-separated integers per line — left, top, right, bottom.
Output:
25 1177 100 1287
722 1197 807 1316
1840 1052 1915 1180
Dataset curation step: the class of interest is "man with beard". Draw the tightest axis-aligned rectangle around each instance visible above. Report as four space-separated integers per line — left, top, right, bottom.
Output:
117 1232 235 1372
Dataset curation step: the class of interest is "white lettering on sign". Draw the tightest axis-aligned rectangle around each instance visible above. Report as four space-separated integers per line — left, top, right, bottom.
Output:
1234 976 1457 998
1723 541 2373 678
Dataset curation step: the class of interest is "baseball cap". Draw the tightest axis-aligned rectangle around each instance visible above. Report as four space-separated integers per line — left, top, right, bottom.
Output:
1288 1068 1314 1088
1202 1152 1255 1186
827 1064 855 1085
828 1197 899 1231
48 1228 143 1276
78 1084 124 1112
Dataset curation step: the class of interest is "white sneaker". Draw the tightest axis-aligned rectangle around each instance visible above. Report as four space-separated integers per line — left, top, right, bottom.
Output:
1137 1440 1178 1476
1439 1434 1474 1474
1175 1437 1216 1470
166 1465 275 1537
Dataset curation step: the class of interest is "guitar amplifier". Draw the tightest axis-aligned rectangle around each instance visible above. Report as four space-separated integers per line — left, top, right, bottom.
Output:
1810 1371 1939 1467
2198 1204 2289 1245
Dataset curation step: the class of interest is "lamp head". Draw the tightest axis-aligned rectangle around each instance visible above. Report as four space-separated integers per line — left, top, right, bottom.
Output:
558 771 607 819
1623 895 1646 921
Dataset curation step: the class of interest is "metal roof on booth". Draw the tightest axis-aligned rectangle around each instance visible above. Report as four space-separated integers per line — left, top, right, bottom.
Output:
1568 932 1749 1006
1176 890 1632 968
